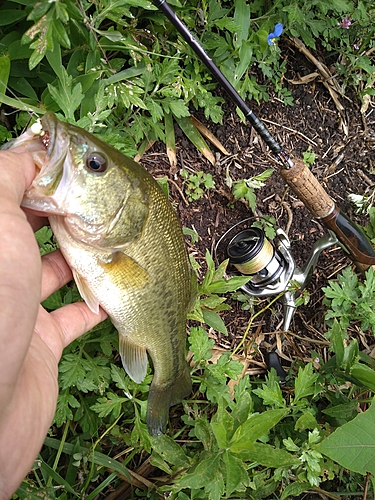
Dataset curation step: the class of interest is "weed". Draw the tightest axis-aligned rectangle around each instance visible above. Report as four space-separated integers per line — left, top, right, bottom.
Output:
181 169 215 202
226 168 274 211
302 146 316 166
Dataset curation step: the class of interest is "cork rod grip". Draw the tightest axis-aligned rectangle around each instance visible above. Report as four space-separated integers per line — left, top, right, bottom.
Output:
281 158 334 218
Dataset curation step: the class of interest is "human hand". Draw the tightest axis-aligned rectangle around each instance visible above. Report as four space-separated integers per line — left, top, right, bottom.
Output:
0 149 108 500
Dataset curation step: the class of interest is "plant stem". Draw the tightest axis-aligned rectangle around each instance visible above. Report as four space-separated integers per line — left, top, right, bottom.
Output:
46 420 70 487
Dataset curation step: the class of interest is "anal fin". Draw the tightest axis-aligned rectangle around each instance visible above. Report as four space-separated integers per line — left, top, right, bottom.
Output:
119 334 148 384
73 270 100 314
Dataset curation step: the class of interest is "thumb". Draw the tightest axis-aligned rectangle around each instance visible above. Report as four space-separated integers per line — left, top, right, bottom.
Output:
0 148 36 207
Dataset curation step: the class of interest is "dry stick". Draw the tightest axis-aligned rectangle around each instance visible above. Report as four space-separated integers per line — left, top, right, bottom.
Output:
290 37 348 134
261 117 318 146
363 471 370 500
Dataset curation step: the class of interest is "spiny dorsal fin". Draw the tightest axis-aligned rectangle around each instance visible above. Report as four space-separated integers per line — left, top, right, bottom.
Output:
73 269 100 314
119 335 148 383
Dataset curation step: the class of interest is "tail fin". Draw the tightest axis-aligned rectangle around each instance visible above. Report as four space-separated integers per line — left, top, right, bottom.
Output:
146 364 192 437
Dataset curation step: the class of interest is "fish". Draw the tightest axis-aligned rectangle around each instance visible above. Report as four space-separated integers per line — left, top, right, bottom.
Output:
10 112 193 436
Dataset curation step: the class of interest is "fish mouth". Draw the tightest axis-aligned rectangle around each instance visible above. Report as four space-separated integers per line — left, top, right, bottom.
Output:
20 112 69 216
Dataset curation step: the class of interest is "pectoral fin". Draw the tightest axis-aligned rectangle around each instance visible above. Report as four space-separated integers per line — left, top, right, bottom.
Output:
73 270 100 314
99 252 149 289
119 335 148 383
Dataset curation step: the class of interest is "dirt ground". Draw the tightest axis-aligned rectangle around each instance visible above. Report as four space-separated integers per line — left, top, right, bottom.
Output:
141 38 375 374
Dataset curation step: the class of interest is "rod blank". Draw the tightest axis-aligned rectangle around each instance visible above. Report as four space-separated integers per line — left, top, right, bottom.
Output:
154 0 291 165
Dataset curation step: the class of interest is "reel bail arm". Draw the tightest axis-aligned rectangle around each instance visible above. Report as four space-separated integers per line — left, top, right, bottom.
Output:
227 225 338 331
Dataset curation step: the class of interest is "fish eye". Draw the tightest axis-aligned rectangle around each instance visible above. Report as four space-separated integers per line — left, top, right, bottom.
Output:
86 153 108 173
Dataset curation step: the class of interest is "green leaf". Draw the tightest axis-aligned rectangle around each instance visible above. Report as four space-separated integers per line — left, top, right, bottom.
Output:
317 400 375 474
195 417 215 451
176 452 222 491
253 372 286 408
229 409 287 452
232 388 253 427
279 481 313 500
46 42 64 80
15 482 59 499
232 180 248 199
322 401 359 421
9 76 38 100
54 392 80 427
293 363 318 403
111 363 130 392
325 320 345 368
44 436 138 481
149 451 173 475
223 450 249 496
0 91 43 114
239 442 300 468
59 353 89 390
233 0 250 48
200 295 227 309
202 309 227 335
205 275 251 294
175 116 214 165
150 434 191 468
168 99 190 118
39 459 79 496
294 411 318 431
0 56 10 94
233 40 253 85
211 401 234 448
0 10 27 26
207 353 243 382
342 339 359 372
189 326 214 363
90 392 127 418
42 290 64 310
48 73 84 121
257 29 269 52
350 362 375 392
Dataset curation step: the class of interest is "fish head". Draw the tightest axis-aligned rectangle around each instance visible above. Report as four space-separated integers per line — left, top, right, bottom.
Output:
20 112 149 250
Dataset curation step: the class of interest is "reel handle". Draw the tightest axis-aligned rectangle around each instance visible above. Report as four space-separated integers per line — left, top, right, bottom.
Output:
281 158 375 267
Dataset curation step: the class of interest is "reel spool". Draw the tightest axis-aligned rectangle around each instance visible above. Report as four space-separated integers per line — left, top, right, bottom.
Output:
227 227 289 290
215 218 338 330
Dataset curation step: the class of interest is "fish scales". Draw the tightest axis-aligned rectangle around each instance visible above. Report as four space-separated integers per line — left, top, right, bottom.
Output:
11 112 193 436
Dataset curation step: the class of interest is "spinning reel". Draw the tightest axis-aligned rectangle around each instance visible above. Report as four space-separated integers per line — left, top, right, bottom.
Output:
216 219 338 331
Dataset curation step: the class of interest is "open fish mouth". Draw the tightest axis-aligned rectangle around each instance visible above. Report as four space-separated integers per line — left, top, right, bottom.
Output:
27 112 57 169
18 113 70 215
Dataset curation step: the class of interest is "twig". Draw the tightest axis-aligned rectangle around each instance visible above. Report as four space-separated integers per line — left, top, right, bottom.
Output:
357 169 375 187
261 117 317 146
282 201 293 235
167 178 189 206
290 37 348 134
363 471 370 500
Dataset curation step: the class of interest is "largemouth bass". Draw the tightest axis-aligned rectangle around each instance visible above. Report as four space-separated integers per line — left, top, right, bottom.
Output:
11 112 192 436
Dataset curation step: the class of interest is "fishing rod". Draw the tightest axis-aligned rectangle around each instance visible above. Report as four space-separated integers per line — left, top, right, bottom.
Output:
154 0 375 269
